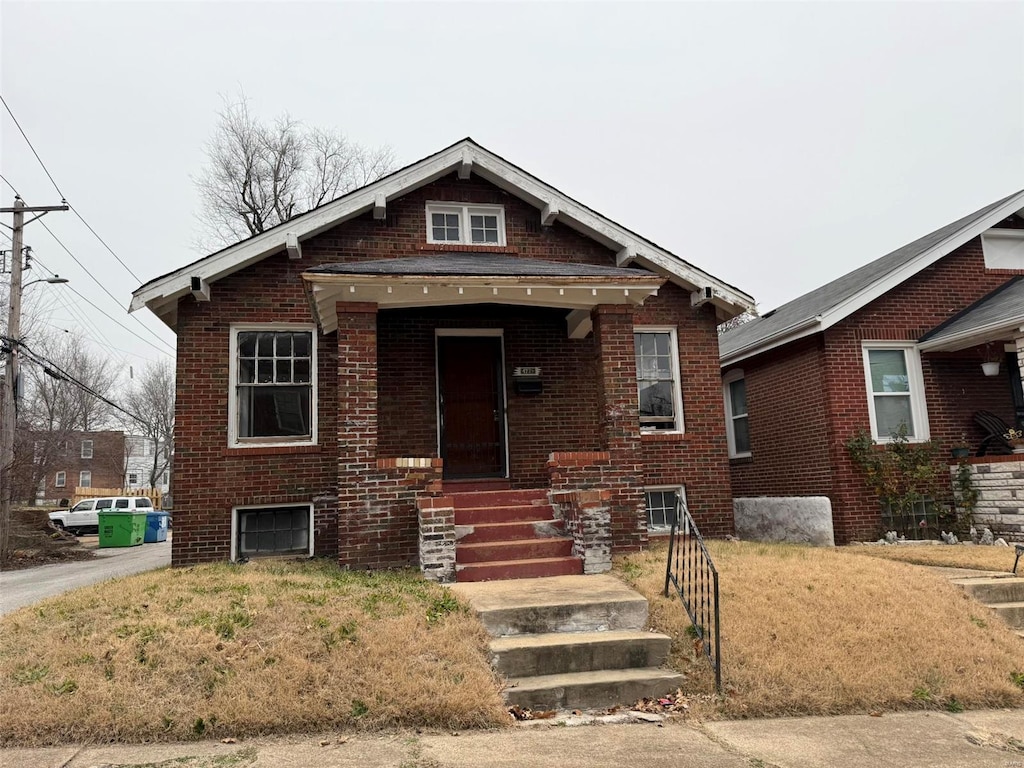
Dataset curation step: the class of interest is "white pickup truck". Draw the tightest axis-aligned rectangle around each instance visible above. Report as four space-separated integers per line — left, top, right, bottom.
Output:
49 497 155 536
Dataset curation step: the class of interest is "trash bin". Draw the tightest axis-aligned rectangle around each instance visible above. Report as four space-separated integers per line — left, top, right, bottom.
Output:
98 512 147 548
144 511 169 543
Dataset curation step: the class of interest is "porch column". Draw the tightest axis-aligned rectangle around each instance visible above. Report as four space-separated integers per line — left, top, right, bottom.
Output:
336 302 379 567
1016 335 1024 406
592 304 647 552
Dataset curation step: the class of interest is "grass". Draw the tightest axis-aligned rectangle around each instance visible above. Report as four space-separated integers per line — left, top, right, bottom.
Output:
850 541 1019 571
0 560 509 746
617 541 1024 718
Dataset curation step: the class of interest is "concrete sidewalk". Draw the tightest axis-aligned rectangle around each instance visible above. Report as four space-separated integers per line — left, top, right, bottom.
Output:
2 708 1021 768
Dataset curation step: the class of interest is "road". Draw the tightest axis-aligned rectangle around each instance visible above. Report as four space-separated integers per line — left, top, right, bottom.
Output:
0 537 171 616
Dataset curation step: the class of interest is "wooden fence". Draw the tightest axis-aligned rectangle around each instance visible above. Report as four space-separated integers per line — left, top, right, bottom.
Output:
72 486 165 509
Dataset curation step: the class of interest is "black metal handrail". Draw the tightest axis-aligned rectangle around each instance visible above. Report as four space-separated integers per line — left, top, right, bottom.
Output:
663 496 721 692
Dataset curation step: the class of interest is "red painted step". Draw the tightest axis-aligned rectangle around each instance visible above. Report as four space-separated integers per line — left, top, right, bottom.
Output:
456 556 584 582
455 504 556 526
456 538 574 564
449 489 549 509
442 479 511 494
457 519 567 545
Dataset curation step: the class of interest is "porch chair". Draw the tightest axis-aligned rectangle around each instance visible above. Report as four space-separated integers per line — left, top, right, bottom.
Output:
1014 544 1023 575
973 410 1015 457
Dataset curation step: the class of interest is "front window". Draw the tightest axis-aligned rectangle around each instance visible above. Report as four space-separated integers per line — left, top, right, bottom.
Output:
234 504 313 559
127 472 139 485
81 440 93 459
724 371 750 457
79 470 92 488
426 203 506 246
862 343 929 441
55 471 66 488
645 487 685 531
230 326 317 447
634 328 684 431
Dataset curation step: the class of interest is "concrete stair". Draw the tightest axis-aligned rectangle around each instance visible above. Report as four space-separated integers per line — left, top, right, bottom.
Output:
450 574 683 711
949 575 1024 638
452 489 582 582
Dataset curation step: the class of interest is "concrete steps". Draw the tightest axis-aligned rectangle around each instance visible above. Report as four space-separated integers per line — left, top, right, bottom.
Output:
450 574 682 711
452 488 581 583
949 575 1024 631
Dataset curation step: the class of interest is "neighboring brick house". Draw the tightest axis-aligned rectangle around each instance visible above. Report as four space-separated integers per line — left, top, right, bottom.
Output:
720 191 1024 544
36 430 126 503
130 139 754 578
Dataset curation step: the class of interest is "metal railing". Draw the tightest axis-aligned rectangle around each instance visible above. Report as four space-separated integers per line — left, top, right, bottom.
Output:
663 496 721 692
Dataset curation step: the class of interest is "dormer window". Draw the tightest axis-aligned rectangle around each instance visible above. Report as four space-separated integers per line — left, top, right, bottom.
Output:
426 203 506 246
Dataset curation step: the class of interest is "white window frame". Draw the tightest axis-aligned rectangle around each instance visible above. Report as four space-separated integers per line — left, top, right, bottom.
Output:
79 470 92 488
228 323 318 449
230 502 314 561
634 326 685 433
55 471 66 488
723 369 751 458
861 341 930 442
80 439 93 459
645 485 686 532
127 472 139 486
425 202 506 246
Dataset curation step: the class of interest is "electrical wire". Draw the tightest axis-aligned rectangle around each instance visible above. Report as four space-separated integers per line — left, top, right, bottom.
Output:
0 171 20 196
0 94 66 201
68 205 141 282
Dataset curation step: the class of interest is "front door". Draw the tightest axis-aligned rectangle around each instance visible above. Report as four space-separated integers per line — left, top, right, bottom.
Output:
437 336 506 478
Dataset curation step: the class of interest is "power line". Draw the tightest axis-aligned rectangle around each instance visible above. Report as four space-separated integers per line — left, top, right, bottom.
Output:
0 172 20 196
0 94 66 201
67 204 141 282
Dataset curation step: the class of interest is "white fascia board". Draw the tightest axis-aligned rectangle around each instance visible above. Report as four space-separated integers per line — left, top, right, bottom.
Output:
719 315 823 368
817 193 1024 334
918 317 1024 353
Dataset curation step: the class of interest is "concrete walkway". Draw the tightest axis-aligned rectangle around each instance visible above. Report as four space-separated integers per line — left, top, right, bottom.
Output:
2 709 1021 767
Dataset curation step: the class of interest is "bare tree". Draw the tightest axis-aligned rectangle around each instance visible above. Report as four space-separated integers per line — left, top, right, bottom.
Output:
121 360 174 490
194 95 396 249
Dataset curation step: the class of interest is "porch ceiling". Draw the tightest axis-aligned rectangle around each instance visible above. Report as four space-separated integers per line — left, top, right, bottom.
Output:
302 255 667 335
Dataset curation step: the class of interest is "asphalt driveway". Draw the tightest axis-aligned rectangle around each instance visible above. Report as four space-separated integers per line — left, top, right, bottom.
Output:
0 537 171 616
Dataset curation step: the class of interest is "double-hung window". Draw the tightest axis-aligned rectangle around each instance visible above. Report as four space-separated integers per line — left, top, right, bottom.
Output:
79 470 92 488
426 203 506 246
81 439 93 459
229 325 317 447
723 371 750 457
862 342 929 441
634 328 684 431
55 471 66 488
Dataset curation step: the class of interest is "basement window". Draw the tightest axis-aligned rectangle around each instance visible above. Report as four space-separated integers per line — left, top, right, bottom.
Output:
645 486 686 531
426 203 506 246
233 504 313 560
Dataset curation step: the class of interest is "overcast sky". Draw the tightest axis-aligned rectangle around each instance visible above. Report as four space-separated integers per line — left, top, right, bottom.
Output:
2 1 1022 380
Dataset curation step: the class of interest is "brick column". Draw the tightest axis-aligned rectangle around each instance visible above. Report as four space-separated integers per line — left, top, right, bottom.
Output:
336 302 379 567
592 304 647 552
1016 335 1024 416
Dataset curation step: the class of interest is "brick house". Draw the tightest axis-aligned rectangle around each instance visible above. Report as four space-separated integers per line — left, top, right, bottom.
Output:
131 139 753 579
32 430 126 503
720 191 1024 544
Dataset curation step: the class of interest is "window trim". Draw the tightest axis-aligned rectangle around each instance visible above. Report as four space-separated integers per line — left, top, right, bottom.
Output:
55 471 66 488
425 202 507 246
228 323 318 449
861 341 930 442
79 470 92 488
723 369 751 458
230 502 314 561
645 485 686 532
634 326 685 433
80 439 93 459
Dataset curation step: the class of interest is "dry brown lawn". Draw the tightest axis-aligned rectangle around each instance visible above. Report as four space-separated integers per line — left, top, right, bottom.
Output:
0 560 508 746
850 542 1019 571
617 541 1024 719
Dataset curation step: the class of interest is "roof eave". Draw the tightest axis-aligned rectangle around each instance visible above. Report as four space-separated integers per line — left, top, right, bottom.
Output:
720 315 823 368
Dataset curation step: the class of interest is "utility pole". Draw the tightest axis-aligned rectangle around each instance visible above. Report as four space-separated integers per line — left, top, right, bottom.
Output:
0 196 68 563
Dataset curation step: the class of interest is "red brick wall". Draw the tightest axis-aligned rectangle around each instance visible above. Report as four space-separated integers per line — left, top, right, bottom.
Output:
171 171 737 564
41 430 126 498
729 238 1023 543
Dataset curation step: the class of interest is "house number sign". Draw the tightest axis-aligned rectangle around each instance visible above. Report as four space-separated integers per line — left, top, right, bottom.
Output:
513 367 541 377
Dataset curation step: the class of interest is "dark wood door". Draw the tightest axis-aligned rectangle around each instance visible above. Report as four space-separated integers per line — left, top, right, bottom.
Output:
438 336 506 478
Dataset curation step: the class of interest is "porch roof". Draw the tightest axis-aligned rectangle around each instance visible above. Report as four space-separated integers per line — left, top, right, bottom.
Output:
918 276 1024 352
302 254 667 336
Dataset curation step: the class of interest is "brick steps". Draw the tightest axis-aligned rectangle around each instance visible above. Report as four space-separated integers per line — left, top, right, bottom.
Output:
451 487 581 584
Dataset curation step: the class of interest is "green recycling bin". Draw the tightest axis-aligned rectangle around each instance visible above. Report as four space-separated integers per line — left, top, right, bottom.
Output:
98 512 147 548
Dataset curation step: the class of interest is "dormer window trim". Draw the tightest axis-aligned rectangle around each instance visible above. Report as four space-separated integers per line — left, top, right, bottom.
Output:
426 202 506 247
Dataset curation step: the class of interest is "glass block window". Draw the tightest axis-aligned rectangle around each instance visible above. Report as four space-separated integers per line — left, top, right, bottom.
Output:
234 329 314 442
236 505 312 558
635 329 683 431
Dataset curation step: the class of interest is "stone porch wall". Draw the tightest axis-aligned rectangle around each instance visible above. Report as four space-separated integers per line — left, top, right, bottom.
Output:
954 455 1024 538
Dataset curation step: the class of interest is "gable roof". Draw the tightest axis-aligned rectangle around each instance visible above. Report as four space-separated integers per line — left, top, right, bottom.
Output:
918 276 1024 352
130 138 753 330
719 189 1024 366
